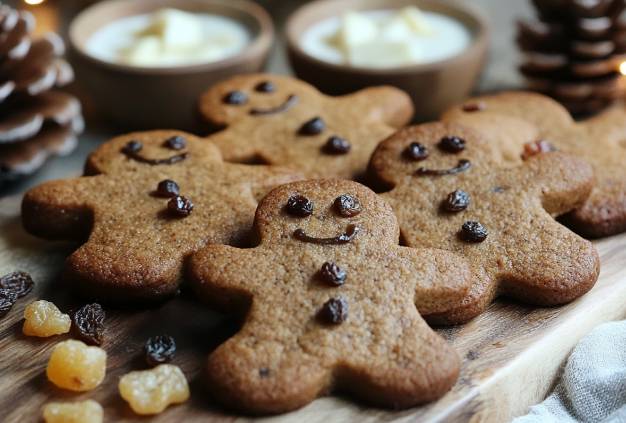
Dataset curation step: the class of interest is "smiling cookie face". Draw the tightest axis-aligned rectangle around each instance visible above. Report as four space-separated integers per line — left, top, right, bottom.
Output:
253 179 399 247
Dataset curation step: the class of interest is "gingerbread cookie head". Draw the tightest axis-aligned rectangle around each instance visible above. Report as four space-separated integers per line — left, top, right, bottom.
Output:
198 73 414 180
443 91 626 237
190 179 472 414
22 130 302 303
370 121 599 324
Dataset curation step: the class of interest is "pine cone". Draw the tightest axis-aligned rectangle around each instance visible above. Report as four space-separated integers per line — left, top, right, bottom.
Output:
0 5 83 183
517 0 626 115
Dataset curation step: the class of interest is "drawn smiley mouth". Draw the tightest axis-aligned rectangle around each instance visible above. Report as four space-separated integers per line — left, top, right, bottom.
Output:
415 159 471 176
122 150 187 165
250 94 299 115
293 224 360 245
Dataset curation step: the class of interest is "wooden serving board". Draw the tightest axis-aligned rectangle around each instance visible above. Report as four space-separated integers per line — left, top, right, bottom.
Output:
1 194 626 423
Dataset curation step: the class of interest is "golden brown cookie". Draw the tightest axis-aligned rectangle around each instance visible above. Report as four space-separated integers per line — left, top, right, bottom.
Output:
198 73 413 180
369 122 600 325
22 130 302 302
190 179 471 414
443 91 626 237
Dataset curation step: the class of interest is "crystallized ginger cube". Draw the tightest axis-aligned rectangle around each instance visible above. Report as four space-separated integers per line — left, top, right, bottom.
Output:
46 340 106 392
119 364 189 415
23 300 70 337
43 399 103 423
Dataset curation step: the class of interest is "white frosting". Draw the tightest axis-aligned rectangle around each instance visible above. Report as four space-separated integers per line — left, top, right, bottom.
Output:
300 7 472 68
86 8 250 67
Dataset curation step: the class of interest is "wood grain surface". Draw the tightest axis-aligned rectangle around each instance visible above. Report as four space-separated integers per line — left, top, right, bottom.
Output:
1 194 625 422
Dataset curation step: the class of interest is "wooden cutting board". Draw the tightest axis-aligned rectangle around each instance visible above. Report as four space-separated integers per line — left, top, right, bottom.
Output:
1 194 625 423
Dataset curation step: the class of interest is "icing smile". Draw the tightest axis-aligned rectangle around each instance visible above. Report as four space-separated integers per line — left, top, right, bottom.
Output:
123 150 188 165
250 94 299 115
415 159 471 176
293 224 360 245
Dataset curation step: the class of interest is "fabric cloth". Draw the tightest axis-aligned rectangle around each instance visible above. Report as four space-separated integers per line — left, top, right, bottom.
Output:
514 320 626 423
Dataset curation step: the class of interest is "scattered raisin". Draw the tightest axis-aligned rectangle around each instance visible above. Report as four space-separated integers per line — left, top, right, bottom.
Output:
168 196 194 217
462 102 485 112
155 179 180 198
438 136 466 153
323 136 351 154
122 140 142 154
23 300 71 337
443 190 470 212
404 142 429 161
319 297 348 324
43 399 103 423
285 194 313 217
0 288 17 317
163 135 186 150
47 340 107 392
461 221 488 242
255 81 275 92
144 335 176 367
334 194 361 217
319 262 347 286
259 367 270 377
298 117 325 135
71 303 105 346
119 364 190 415
492 186 506 193
0 271 34 298
521 140 556 160
223 90 247 105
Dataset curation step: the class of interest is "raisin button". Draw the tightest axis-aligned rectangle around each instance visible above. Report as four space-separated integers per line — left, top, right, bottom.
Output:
71 303 105 346
298 117 325 135
0 288 17 317
439 136 466 153
285 194 313 217
223 90 248 105
156 180 180 198
319 297 348 324
404 142 429 161
323 136 351 154
461 221 488 242
168 196 194 217
320 262 347 286
122 140 142 154
443 190 470 212
164 135 186 150
0 271 34 298
144 335 177 367
334 194 361 217
255 81 275 93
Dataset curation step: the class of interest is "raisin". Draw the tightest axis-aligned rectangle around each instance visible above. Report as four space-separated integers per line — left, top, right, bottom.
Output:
223 90 247 105
43 400 103 423
155 179 180 198
47 340 107 392
319 262 347 286
443 190 470 212
334 194 361 217
404 142 429 161
0 288 17 317
168 196 194 217
285 194 313 217
0 271 34 298
319 297 348 324
23 300 71 337
255 81 275 92
144 335 177 367
122 140 142 154
521 140 556 160
259 367 270 377
119 364 190 415
323 136 351 154
163 135 186 150
461 221 488 242
71 303 105 346
298 117 325 135
438 136 466 153
462 102 485 112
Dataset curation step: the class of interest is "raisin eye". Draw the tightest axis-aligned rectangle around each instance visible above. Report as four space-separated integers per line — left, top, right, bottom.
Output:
285 194 313 217
223 90 248 105
334 194 361 217
255 81 275 93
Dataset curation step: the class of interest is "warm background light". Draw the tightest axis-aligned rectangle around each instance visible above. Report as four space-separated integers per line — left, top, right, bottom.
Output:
24 0 46 5
620 61 626 76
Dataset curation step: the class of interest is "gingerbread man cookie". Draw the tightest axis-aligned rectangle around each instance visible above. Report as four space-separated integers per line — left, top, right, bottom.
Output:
198 73 413 180
190 179 471 414
443 91 626 237
369 122 600 324
22 131 302 302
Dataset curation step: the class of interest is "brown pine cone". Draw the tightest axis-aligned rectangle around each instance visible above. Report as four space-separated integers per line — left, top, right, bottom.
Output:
517 0 626 115
0 5 83 183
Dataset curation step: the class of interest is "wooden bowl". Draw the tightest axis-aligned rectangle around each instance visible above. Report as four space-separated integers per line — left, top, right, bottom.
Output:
69 0 274 130
286 0 489 121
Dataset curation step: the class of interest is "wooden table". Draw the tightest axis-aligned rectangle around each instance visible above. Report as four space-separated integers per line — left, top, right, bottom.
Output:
3 1 625 422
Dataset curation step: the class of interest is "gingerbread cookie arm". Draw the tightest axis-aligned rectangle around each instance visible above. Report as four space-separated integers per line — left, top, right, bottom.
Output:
22 176 100 240
228 164 304 202
205 127 263 164
336 86 414 128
